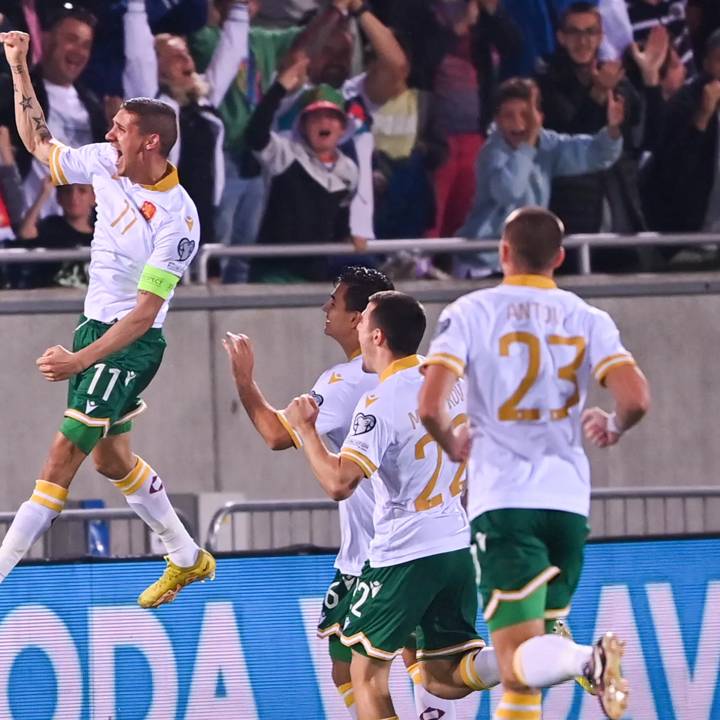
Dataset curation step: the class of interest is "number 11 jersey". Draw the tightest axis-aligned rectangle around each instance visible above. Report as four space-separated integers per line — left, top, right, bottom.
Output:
424 275 636 520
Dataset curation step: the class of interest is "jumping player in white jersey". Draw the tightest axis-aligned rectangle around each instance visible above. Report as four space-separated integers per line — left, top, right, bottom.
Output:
418 207 651 720
0 31 215 607
223 268 469 719
284 291 501 720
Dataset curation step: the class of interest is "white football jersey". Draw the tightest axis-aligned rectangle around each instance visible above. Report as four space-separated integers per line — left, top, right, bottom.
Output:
340 355 470 568
425 275 636 520
278 354 377 576
49 142 200 327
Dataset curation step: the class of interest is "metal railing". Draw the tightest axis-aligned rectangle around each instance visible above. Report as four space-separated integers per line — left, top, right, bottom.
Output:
0 507 193 560
1 489 718 559
2 233 719 284
205 487 720 553
194 233 720 283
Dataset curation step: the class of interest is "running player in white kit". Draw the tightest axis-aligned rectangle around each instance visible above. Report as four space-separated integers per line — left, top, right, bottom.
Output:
284 291 503 720
419 207 650 720
224 268 472 718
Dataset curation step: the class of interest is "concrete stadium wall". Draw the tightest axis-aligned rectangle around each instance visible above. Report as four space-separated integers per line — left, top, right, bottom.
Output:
1 275 718 513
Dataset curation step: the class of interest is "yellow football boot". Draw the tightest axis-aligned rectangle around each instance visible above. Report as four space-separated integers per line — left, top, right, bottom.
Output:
552 618 598 696
138 549 216 608
584 632 630 720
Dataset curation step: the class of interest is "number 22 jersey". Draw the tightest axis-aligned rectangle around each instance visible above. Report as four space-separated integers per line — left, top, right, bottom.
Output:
424 275 637 520
340 355 469 568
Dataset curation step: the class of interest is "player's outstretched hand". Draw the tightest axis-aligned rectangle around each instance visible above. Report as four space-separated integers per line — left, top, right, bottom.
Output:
0 30 30 67
36 345 83 381
223 331 255 389
447 421 471 463
581 407 620 448
285 394 319 432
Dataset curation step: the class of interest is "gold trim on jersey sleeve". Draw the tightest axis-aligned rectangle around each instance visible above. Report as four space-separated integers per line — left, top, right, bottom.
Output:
593 353 636 385
138 265 179 299
48 143 70 186
140 163 179 192
422 353 465 378
276 411 302 449
340 447 377 478
503 274 557 289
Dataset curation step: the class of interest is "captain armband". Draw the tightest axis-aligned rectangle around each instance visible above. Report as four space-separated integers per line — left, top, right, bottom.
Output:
137 265 179 300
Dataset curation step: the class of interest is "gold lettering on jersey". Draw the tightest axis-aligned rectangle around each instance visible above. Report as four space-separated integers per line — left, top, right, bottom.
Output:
110 199 131 228
507 302 561 325
447 382 464 410
408 410 421 430
329 372 343 384
121 215 138 235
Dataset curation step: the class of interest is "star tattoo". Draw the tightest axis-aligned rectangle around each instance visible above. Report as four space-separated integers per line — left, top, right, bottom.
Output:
19 95 32 111
31 115 45 130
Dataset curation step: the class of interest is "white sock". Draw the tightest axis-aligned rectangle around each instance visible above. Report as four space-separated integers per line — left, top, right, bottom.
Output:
337 682 358 719
459 646 501 691
514 634 593 688
111 457 199 567
408 662 456 719
0 480 68 581
413 683 456 720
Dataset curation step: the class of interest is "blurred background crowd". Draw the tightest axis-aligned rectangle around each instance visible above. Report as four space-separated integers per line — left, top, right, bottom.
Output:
1 0 720 287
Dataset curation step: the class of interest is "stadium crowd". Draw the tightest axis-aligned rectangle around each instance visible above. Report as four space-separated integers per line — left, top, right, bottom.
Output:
0 0 719 286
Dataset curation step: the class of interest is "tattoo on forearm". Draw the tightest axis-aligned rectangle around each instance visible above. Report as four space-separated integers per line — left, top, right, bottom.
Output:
30 115 50 140
12 64 23 76
19 95 32 111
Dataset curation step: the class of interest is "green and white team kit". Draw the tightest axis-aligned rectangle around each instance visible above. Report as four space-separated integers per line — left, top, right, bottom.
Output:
425 274 636 630
48 141 200 452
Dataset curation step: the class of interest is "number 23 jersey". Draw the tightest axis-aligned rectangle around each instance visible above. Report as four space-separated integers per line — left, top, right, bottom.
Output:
340 355 469 568
424 276 636 520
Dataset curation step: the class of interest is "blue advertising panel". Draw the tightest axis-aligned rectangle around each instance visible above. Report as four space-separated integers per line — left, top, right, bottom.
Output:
0 537 718 719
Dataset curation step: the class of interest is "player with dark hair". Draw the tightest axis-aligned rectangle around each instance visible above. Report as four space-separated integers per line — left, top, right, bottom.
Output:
223 266 405 717
0 30 215 607
225 269 485 717
283 290 501 719
419 206 650 720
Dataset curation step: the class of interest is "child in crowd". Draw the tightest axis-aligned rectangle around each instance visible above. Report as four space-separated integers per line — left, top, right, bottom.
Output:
245 55 358 282
14 182 95 288
456 77 624 276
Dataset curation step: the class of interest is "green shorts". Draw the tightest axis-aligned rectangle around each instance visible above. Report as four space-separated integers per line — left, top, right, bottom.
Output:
471 509 589 632
59 315 166 454
340 548 484 661
317 570 357 663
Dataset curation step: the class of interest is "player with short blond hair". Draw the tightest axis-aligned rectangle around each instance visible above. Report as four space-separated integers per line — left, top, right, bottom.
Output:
0 30 215 607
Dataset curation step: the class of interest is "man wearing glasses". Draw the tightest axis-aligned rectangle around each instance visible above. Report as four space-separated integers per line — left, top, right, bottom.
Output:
534 1 667 270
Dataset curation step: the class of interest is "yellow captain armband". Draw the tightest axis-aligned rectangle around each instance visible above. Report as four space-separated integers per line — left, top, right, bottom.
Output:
138 265 179 299
48 143 69 186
